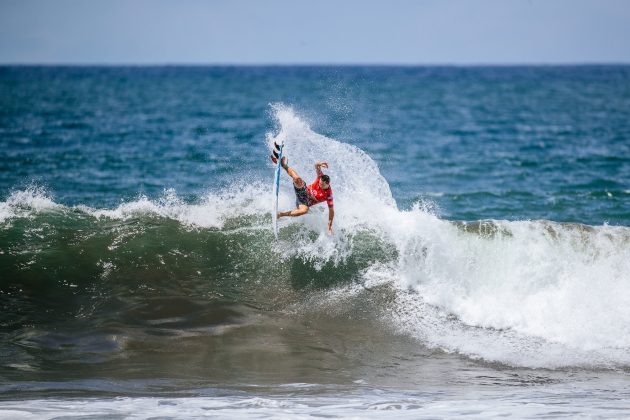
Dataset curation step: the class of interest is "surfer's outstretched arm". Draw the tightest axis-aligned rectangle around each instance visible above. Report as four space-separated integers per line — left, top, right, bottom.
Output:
315 161 328 177
327 207 334 234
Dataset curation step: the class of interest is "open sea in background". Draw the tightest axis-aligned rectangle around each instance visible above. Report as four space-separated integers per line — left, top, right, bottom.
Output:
1 66 629 418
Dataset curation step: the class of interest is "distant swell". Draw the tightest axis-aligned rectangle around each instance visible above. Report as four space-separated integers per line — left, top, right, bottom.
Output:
2 106 630 370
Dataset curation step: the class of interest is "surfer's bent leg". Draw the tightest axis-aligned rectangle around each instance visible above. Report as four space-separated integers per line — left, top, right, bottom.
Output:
278 204 308 218
285 168 305 189
277 157 310 219
279 157 305 188
277 179 310 219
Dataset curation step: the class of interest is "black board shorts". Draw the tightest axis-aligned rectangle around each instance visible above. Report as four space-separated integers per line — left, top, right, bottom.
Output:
294 183 310 207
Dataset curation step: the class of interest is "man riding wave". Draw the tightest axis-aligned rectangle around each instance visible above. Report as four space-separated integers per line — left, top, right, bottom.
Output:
271 155 334 234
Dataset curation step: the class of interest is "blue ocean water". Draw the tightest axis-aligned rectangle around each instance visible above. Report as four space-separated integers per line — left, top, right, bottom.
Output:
2 66 629 223
1 66 630 418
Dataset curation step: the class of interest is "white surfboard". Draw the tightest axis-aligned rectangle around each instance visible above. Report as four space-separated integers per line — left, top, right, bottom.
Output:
271 140 284 239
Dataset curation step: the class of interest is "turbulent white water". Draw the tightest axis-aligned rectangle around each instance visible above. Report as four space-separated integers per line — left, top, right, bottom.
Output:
266 105 630 369
3 383 630 420
2 105 630 370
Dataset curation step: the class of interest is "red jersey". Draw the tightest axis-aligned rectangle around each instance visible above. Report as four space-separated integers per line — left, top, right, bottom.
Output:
307 177 334 208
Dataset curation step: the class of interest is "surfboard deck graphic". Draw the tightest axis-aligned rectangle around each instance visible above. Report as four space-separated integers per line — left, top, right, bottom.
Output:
271 140 284 239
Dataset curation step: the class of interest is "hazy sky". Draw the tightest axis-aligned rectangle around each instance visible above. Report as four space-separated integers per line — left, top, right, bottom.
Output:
1 0 629 64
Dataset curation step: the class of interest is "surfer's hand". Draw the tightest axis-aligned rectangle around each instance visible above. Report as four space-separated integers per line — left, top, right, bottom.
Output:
328 223 333 235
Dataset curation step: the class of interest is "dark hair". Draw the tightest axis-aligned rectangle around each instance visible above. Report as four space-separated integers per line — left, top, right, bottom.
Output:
320 174 330 184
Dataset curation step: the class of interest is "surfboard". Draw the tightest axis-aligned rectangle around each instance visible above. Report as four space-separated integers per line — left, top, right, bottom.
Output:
271 140 284 239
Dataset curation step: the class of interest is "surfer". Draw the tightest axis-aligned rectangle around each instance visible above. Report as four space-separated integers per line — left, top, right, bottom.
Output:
272 156 334 234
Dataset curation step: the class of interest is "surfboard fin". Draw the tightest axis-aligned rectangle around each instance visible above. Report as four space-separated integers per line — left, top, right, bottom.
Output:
271 141 284 164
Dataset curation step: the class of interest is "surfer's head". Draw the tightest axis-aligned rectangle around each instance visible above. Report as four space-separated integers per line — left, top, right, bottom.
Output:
319 174 330 189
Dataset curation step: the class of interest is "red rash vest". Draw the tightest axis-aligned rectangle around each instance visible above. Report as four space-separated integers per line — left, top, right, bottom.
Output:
307 177 334 208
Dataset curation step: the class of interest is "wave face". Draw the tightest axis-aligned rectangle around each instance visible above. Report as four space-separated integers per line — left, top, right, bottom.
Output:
2 106 630 370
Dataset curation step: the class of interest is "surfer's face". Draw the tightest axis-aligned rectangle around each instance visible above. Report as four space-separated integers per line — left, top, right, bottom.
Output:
319 179 330 189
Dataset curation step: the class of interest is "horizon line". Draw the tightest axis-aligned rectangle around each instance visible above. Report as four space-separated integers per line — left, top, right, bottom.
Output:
2 61 630 67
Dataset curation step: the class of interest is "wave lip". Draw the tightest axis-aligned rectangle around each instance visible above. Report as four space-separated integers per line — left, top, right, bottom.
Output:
80 185 271 229
0 187 61 223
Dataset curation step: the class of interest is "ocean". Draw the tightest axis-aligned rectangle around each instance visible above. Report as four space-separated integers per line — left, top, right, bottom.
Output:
1 66 629 418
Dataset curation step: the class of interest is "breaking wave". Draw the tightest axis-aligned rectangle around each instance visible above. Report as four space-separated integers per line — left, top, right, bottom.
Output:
2 105 630 369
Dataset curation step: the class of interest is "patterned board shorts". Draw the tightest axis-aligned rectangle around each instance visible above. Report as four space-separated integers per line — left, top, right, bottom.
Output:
294 183 310 207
